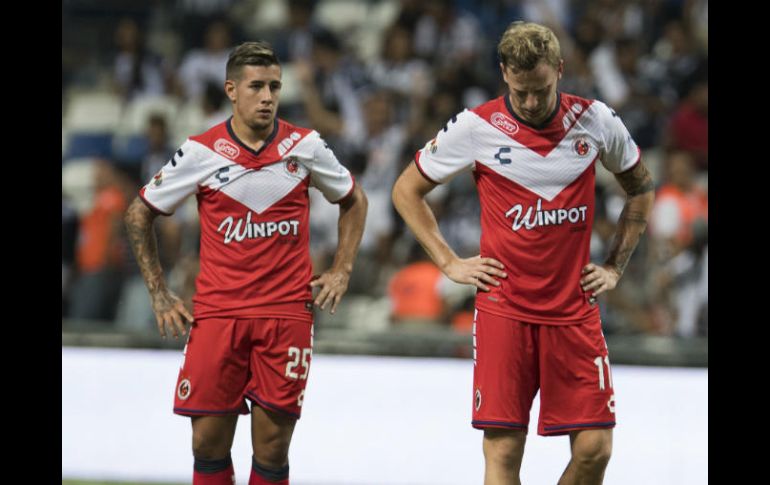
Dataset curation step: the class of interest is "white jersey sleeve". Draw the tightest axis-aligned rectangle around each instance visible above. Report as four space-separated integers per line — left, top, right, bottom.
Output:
594 101 641 174
140 139 208 215
298 131 355 203
415 109 477 184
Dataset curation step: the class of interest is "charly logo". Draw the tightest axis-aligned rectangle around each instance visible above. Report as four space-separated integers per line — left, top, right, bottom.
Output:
505 199 588 232
152 170 163 186
177 379 191 400
475 389 482 411
574 137 591 156
491 112 519 135
214 138 240 159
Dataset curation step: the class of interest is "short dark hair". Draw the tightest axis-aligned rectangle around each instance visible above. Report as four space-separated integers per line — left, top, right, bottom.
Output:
226 41 280 80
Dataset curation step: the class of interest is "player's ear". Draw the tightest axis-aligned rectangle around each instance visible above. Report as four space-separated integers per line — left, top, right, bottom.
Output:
500 62 509 83
224 80 236 103
557 59 564 79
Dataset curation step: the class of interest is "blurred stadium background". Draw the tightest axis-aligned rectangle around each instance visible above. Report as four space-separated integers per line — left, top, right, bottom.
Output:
62 0 707 483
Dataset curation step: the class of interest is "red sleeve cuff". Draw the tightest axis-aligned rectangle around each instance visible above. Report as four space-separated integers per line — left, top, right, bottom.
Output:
617 146 642 174
332 175 356 204
139 188 173 216
413 151 440 184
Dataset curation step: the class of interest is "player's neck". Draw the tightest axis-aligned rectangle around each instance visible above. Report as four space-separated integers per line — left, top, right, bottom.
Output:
230 115 275 150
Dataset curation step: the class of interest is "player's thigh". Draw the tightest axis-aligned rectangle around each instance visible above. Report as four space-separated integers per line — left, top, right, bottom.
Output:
246 318 314 419
537 322 616 436
250 403 297 456
174 318 251 416
472 310 539 431
483 428 527 464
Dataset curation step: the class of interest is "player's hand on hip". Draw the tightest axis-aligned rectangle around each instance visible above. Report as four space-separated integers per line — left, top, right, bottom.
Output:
150 289 194 339
310 270 350 315
580 263 621 302
443 255 507 292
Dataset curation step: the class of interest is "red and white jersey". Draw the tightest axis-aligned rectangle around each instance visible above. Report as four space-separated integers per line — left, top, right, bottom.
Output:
140 117 355 321
415 93 640 325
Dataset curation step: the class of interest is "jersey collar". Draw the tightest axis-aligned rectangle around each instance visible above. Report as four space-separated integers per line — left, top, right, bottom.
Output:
504 92 562 131
226 116 279 158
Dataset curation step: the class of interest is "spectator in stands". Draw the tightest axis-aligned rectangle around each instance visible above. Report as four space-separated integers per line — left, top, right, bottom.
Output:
62 197 80 316
388 243 474 329
294 28 371 161
368 23 433 123
652 20 705 101
176 19 233 101
68 160 129 321
347 89 408 293
649 150 708 337
140 114 175 184
389 260 446 327
112 17 171 101
413 0 483 69
591 36 673 149
200 82 231 129
174 0 238 56
266 0 318 63
665 64 708 171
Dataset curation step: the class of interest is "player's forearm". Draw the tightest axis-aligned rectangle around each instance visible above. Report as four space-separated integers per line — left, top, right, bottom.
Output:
124 197 168 296
331 186 368 274
604 191 654 277
605 161 656 276
392 178 458 272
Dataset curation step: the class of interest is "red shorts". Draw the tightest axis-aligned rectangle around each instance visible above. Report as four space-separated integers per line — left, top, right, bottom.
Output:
173 317 313 419
471 309 616 436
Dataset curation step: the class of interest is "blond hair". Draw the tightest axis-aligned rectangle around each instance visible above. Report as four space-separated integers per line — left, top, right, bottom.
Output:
497 21 561 72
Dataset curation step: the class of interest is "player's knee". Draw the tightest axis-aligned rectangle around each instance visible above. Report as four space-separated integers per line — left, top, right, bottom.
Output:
572 434 612 469
192 428 232 460
253 430 292 467
483 430 526 468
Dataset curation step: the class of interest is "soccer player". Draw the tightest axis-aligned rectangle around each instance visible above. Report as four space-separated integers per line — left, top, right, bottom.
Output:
124 41 367 485
392 22 654 485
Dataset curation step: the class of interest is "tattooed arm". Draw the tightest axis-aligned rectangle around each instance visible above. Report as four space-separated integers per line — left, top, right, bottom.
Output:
580 161 655 299
124 197 193 338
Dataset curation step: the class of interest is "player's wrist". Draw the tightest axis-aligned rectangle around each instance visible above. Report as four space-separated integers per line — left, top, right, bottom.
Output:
602 262 623 279
149 283 171 300
330 262 353 276
437 255 459 275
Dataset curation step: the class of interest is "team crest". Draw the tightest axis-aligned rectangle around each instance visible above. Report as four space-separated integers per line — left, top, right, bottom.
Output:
177 379 191 400
214 138 241 160
284 157 300 175
475 389 482 411
152 170 163 186
574 138 591 157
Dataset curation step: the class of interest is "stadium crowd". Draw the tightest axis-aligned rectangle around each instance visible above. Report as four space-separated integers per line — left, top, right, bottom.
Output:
62 0 707 338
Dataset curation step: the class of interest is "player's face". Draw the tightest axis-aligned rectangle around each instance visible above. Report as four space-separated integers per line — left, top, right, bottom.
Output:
226 64 282 132
501 60 563 126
